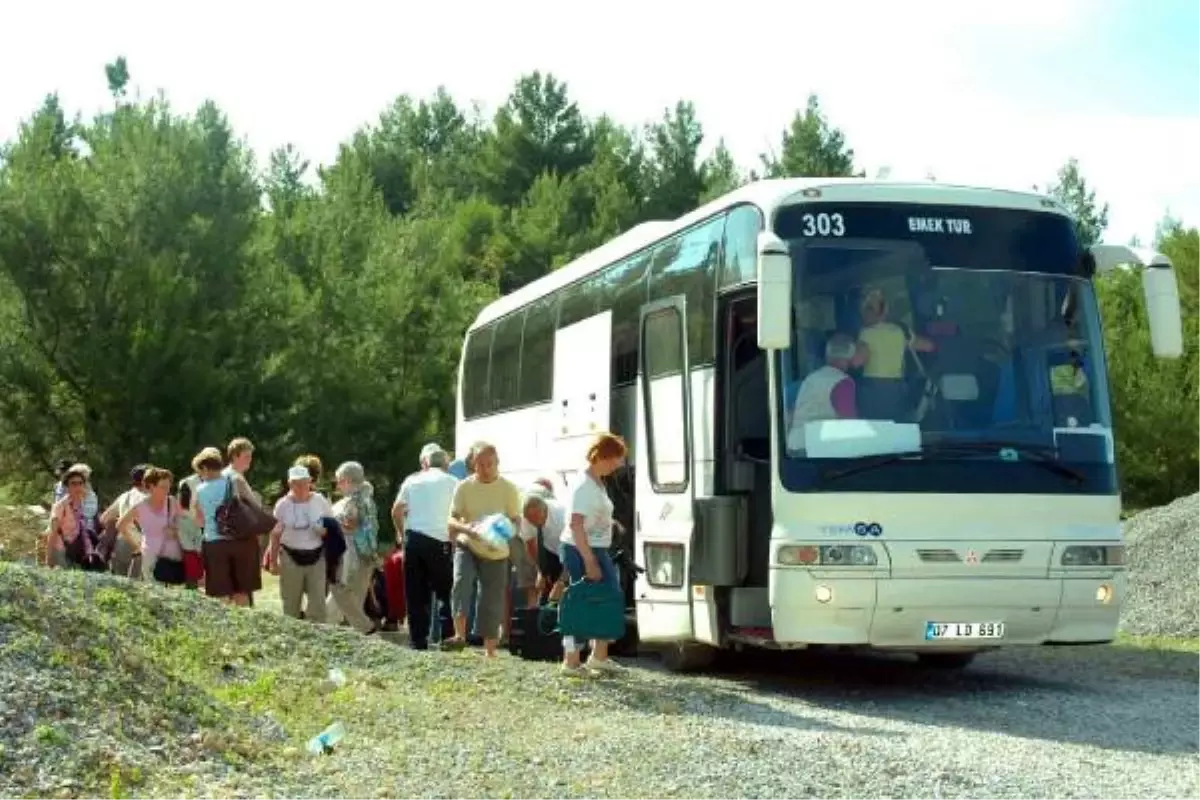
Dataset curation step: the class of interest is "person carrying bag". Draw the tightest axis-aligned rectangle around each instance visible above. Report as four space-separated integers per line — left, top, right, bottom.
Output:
558 432 629 678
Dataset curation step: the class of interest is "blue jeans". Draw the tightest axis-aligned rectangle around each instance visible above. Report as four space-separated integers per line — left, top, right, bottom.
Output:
560 544 618 591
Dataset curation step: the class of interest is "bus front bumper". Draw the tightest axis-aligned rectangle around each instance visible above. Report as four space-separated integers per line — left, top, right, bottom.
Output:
768 570 1126 649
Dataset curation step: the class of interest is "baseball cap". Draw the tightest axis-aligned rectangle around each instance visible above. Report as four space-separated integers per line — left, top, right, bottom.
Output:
419 443 445 463
287 465 311 482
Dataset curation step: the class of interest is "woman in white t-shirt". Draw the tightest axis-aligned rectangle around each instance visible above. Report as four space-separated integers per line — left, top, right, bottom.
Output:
560 432 627 677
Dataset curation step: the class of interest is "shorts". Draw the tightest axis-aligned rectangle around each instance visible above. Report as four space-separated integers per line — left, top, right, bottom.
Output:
537 545 564 585
560 543 618 592
510 538 538 589
202 537 261 598
183 551 205 584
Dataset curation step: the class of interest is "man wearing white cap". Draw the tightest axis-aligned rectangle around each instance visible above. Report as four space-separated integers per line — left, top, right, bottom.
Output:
392 442 458 650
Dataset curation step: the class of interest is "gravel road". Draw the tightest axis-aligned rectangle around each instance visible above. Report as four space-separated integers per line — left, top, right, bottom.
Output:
2 543 1197 799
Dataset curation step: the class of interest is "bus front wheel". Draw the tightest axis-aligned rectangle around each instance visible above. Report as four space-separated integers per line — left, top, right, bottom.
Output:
659 642 718 673
916 652 977 670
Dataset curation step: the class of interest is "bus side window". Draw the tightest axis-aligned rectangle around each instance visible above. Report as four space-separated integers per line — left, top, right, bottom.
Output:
648 216 723 366
462 326 494 419
517 294 557 406
606 252 652 386
719 205 762 289
489 312 526 412
558 274 604 330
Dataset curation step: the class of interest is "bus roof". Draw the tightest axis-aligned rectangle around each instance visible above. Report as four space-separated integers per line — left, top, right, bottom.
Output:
468 177 1069 331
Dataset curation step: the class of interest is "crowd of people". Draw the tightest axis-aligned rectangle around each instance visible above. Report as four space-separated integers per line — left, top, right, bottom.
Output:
42 431 629 677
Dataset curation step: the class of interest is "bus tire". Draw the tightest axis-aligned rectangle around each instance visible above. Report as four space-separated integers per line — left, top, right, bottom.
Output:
659 642 718 673
916 652 976 670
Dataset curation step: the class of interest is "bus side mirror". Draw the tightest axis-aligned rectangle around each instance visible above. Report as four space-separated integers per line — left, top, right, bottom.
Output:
1141 267 1184 358
757 232 792 350
1089 244 1184 359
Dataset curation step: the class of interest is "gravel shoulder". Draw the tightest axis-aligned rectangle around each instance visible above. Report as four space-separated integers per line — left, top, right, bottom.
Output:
1 562 1197 799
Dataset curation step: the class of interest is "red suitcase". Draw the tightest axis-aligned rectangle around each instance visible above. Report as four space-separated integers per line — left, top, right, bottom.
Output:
383 550 406 623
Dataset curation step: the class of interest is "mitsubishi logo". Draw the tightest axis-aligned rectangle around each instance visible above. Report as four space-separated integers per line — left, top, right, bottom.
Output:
964 549 980 565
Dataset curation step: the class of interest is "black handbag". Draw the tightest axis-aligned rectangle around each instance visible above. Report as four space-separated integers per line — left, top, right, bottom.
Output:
152 556 186 585
216 475 276 541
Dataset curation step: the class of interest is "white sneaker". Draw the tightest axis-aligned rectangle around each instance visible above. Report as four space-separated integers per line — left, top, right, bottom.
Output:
560 662 593 679
586 657 622 674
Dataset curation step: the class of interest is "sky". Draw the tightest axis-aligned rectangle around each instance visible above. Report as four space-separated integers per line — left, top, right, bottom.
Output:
1 0 1197 244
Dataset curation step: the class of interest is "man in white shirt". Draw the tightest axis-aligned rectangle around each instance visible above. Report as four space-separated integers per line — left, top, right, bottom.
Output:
787 333 862 452
521 486 568 604
392 443 459 651
101 464 149 579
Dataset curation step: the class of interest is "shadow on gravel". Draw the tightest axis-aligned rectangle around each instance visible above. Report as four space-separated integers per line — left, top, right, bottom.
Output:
680 646 1199 756
582 671 902 739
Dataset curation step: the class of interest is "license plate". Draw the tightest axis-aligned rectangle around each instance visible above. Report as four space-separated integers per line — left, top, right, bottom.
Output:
925 621 1005 640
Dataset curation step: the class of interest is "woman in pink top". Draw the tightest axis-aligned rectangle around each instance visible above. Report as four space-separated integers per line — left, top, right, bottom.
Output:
117 467 184 584
45 464 96 569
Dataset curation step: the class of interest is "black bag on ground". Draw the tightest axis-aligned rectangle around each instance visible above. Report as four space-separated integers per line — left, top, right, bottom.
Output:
508 604 593 662
508 605 563 661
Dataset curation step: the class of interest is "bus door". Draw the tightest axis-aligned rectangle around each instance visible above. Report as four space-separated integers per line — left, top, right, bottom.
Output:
634 296 696 641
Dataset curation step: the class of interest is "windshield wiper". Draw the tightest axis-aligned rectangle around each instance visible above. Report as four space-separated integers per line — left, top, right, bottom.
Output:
934 440 1086 484
819 441 1085 486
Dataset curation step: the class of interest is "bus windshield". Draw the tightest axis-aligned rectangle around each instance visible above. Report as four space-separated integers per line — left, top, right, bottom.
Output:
773 202 1115 493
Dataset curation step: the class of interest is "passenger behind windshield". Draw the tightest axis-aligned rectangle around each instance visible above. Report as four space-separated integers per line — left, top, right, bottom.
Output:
856 288 936 421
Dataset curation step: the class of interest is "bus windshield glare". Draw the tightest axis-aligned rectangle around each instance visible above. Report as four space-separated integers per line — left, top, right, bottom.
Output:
773 202 1115 495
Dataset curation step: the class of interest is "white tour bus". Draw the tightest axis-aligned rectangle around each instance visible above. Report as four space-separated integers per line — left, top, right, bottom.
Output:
455 178 1184 671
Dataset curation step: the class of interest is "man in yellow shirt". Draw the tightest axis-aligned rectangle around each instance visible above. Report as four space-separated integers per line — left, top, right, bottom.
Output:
441 441 521 658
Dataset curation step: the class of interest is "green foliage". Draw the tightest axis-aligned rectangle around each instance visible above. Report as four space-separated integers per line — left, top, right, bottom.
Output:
0 60 1192 513
1047 157 1110 248
760 94 862 179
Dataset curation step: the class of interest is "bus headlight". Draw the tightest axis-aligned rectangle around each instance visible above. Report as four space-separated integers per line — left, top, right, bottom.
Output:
645 543 685 588
1061 545 1125 567
778 544 877 567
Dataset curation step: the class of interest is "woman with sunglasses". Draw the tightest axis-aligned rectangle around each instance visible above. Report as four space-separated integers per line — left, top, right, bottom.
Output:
44 464 101 570
266 465 334 622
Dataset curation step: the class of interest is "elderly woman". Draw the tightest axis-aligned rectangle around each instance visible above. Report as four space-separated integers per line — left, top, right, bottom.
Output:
328 461 381 635
45 464 102 570
267 465 334 622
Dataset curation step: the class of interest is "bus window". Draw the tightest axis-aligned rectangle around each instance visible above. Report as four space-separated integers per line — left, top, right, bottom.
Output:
649 217 723 366
489 312 525 412
517 294 556 406
558 274 604 330
607 252 652 386
461 326 494 419
720 205 762 288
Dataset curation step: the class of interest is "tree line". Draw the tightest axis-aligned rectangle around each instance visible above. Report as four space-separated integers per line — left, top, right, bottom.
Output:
0 58 1194 508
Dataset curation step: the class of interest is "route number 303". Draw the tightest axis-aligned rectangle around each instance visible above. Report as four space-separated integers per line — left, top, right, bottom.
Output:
800 212 846 237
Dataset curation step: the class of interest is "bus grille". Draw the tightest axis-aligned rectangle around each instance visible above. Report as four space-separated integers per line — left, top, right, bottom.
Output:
916 548 1025 563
